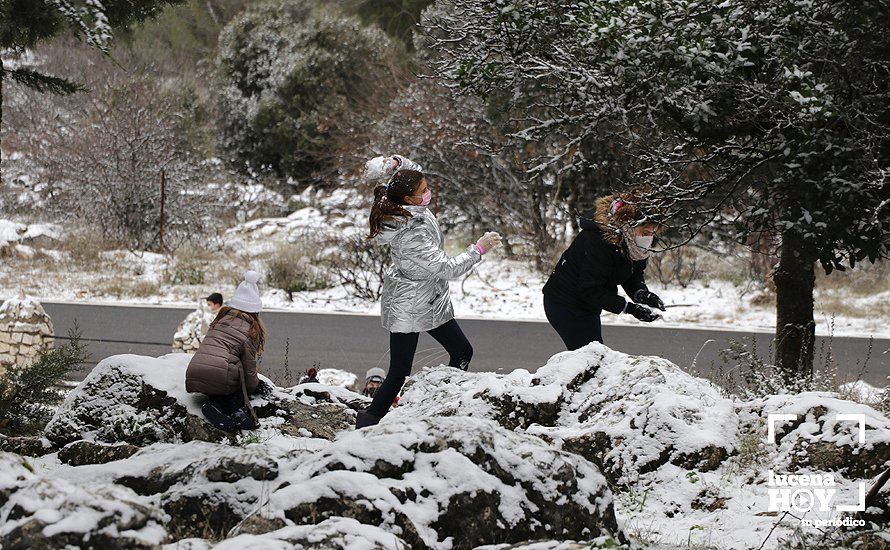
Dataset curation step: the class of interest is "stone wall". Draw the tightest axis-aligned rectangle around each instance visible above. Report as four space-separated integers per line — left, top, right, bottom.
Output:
172 303 216 353
0 294 54 374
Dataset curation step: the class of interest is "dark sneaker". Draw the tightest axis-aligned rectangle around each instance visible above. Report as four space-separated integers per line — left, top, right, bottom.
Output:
232 407 259 430
202 403 238 432
253 380 274 397
355 410 382 429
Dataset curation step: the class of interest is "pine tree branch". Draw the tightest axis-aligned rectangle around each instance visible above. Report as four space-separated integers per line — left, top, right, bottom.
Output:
4 67 85 95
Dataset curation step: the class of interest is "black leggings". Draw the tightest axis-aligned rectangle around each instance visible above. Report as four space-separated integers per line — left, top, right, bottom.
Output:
206 391 244 414
543 296 603 351
367 319 473 417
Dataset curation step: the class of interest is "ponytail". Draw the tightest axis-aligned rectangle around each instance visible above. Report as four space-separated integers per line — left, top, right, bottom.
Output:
367 169 424 238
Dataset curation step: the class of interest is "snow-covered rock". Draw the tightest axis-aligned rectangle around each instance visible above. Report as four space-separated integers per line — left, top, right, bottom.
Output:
44 353 229 447
0 476 168 548
269 416 621 549
0 219 62 249
396 343 738 485
44 353 366 448
57 441 140 466
737 392 890 479
315 368 358 389
0 452 36 508
214 517 410 549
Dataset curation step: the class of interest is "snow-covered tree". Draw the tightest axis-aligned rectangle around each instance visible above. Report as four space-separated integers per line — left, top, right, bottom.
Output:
425 0 890 380
216 0 405 182
33 74 216 251
369 79 620 268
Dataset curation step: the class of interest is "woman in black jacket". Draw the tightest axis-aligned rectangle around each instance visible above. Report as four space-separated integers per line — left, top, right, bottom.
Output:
542 191 665 350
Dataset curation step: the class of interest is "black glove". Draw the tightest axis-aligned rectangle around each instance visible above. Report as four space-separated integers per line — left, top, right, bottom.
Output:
633 289 666 311
624 302 660 322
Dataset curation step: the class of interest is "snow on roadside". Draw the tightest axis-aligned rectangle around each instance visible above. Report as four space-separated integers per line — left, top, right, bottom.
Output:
0 186 888 338
0 219 62 247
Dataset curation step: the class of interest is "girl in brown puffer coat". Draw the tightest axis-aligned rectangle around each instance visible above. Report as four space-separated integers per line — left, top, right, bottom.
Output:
186 270 269 431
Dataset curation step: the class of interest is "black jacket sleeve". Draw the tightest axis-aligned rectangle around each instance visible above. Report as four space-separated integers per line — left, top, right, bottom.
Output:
622 259 650 300
577 245 627 314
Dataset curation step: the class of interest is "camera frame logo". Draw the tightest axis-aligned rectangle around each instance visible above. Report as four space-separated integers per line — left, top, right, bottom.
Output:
766 413 867 528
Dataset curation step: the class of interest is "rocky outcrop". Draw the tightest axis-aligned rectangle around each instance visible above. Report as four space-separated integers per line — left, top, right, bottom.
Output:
271 416 621 549
0 477 167 548
0 294 54 374
44 353 367 448
44 353 230 447
9 343 882 549
396 343 739 485
737 393 890 479
58 440 140 466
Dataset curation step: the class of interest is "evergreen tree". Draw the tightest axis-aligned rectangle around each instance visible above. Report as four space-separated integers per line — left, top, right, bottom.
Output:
216 0 404 182
425 0 890 381
0 327 89 436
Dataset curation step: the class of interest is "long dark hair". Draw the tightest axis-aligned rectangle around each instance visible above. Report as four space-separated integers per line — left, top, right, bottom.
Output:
367 169 425 238
212 306 267 354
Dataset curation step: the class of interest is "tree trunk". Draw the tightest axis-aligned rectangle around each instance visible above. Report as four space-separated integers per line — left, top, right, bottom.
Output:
773 229 816 383
1 62 4 181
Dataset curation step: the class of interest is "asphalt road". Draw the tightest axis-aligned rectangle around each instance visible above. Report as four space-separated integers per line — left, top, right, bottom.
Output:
42 302 890 387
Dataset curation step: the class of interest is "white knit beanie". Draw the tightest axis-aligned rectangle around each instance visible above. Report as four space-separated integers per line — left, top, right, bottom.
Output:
365 367 386 381
227 270 263 313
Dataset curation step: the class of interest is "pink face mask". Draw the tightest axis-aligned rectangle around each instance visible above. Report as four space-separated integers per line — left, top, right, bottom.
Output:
420 189 432 206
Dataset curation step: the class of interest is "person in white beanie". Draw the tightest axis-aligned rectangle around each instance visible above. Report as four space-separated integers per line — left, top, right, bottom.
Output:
356 160 502 429
361 367 386 397
185 270 270 431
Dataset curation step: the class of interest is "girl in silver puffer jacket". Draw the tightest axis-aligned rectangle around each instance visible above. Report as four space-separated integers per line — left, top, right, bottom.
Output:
356 160 501 428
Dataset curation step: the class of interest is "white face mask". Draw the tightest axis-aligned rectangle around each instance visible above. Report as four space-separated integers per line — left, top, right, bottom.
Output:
634 235 654 250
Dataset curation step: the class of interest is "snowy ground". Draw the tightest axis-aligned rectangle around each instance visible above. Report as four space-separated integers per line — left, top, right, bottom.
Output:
0 186 888 338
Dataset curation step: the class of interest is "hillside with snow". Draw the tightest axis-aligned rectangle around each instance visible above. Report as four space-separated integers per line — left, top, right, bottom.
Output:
0 344 887 548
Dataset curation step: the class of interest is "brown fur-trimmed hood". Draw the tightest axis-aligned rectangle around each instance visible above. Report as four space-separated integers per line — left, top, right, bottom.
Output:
578 195 631 246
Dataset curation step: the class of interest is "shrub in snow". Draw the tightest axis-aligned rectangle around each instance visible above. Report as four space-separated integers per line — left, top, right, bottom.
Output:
270 416 622 548
217 0 402 180
266 243 333 301
0 320 87 438
328 235 391 301
396 343 738 485
34 74 216 252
